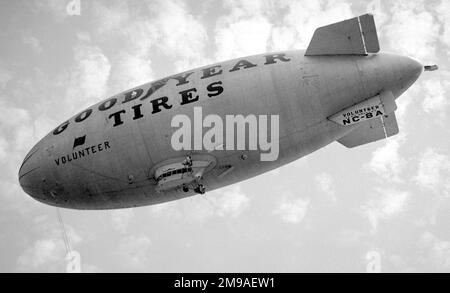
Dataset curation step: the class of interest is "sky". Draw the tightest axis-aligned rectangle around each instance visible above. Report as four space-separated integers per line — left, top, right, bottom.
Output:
0 0 450 273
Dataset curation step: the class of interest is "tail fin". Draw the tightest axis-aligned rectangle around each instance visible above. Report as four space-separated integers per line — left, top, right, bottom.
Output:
327 91 399 148
338 113 399 148
305 14 380 56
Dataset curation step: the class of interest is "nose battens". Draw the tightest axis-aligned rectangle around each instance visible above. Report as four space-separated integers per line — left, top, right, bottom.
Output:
18 148 45 201
405 56 423 81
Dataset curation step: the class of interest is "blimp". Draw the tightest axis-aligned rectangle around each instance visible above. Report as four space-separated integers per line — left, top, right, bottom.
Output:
19 14 430 210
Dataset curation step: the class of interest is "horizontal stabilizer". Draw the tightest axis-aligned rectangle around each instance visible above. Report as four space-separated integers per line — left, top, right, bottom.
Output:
305 14 380 56
338 113 399 148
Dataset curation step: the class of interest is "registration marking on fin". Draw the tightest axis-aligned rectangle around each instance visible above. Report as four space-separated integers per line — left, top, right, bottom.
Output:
329 93 395 126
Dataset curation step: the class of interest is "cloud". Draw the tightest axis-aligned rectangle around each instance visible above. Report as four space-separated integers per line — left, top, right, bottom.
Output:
114 235 152 271
215 0 273 61
0 103 34 177
91 1 130 36
368 135 406 182
22 34 43 54
414 148 450 194
361 188 409 233
0 98 52 213
108 52 153 92
419 231 450 270
436 0 450 56
91 0 208 83
188 184 251 220
17 238 65 272
64 42 111 112
214 185 251 218
214 0 351 60
111 209 134 234
150 184 250 222
421 71 450 121
383 1 440 63
1 0 449 273
314 172 337 203
274 195 310 224
269 0 353 51
0 180 35 215
0 97 57 215
146 0 209 71
16 218 82 272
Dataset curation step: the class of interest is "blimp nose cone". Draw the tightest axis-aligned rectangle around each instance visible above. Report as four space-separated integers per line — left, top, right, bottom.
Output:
399 55 423 85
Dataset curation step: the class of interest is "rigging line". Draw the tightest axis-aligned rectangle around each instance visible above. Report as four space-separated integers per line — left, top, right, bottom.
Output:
56 209 69 254
56 208 72 255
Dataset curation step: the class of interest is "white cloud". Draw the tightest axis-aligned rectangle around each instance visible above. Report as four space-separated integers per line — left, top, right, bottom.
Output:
187 185 250 221
214 185 250 218
111 209 134 234
269 26 296 51
64 42 111 112
2 0 450 273
384 1 440 63
215 15 272 61
108 52 153 92
17 238 65 272
0 180 35 215
0 103 34 161
414 148 450 194
421 72 450 120
394 85 416 128
0 101 58 217
147 0 209 71
22 34 43 54
114 235 152 271
92 0 208 78
91 1 130 36
16 220 82 272
214 0 279 61
32 115 57 143
361 189 409 233
150 185 250 222
314 172 337 203
274 195 310 224
419 231 450 270
368 136 406 182
436 0 450 56
269 0 353 51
